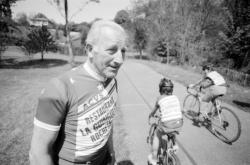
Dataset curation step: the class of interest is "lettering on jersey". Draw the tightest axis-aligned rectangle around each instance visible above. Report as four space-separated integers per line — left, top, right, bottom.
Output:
80 127 92 136
78 80 115 114
83 96 114 125
81 91 106 114
90 107 115 142
75 79 117 156
79 97 115 136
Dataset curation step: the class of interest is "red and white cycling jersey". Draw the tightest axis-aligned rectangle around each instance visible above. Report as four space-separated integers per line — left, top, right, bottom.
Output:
158 95 182 123
34 63 117 163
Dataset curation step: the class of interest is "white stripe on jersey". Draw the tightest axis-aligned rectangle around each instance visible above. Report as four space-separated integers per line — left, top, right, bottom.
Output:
34 117 61 131
158 95 182 122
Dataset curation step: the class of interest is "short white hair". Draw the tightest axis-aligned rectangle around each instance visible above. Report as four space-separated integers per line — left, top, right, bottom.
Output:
86 20 126 46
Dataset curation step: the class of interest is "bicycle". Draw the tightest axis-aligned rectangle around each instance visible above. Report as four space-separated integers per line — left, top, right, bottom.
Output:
182 86 241 144
147 115 182 165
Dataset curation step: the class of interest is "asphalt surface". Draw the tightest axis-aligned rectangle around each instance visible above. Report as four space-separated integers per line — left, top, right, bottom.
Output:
115 60 250 165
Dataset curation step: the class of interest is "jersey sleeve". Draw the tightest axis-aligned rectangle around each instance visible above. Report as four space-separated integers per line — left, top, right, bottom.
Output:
34 78 67 131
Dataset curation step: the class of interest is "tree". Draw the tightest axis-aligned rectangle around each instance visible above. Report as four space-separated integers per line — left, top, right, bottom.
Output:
133 18 148 58
48 0 100 66
55 25 60 40
114 10 131 29
80 23 90 46
15 12 29 26
0 0 19 60
217 0 250 69
24 26 57 60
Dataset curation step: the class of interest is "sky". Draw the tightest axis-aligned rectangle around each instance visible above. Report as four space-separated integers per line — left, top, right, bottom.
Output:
12 0 133 24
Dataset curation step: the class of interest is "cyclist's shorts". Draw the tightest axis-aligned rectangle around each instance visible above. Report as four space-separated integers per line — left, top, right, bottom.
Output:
158 118 183 133
202 85 227 102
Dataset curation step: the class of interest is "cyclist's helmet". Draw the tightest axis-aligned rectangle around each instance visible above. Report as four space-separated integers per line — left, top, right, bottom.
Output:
159 78 174 95
202 65 212 71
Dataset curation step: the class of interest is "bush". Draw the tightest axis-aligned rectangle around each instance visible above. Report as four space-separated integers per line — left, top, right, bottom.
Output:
57 45 86 56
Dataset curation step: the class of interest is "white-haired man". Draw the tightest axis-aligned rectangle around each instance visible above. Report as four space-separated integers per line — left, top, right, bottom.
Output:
29 20 127 165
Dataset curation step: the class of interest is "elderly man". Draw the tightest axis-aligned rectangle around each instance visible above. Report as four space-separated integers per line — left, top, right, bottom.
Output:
29 20 127 165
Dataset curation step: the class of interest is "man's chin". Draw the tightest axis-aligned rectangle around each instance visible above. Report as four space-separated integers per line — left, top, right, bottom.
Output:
104 71 118 79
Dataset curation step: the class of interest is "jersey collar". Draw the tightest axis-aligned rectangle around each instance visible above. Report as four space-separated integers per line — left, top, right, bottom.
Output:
83 62 106 82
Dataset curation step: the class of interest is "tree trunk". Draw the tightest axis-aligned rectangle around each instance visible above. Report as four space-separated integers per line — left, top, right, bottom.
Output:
167 41 170 64
181 18 191 64
41 51 44 61
66 34 74 65
64 0 74 66
242 51 249 68
139 48 142 59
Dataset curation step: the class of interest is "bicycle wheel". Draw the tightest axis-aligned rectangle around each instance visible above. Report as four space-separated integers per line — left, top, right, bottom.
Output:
147 123 157 144
210 106 241 144
162 152 181 165
162 139 181 165
183 94 200 120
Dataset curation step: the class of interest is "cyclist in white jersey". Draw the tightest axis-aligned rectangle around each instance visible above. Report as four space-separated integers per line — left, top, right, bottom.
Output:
29 20 127 165
189 65 227 102
148 78 183 165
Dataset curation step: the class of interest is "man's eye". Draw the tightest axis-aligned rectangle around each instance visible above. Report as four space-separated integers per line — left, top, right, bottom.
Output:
107 48 118 55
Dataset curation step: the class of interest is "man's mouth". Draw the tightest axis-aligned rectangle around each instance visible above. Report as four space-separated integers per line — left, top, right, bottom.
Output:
109 65 120 70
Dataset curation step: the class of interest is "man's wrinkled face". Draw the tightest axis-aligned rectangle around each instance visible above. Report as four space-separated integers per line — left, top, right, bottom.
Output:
91 28 126 79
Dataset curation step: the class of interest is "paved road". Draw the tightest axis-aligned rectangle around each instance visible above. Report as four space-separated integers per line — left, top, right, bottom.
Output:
115 60 250 165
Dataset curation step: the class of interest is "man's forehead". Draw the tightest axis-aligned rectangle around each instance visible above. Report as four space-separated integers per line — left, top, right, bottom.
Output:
97 28 126 47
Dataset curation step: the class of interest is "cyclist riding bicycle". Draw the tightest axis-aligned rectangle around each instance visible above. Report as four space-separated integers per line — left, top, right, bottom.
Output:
148 78 183 165
189 65 227 104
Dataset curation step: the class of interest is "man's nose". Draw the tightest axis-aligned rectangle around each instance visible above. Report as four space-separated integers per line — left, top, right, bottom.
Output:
113 50 124 64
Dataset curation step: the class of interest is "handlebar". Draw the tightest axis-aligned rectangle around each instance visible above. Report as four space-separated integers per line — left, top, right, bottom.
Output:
148 114 160 125
186 85 201 96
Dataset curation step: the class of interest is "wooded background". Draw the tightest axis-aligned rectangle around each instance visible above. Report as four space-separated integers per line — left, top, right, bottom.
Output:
1 0 250 85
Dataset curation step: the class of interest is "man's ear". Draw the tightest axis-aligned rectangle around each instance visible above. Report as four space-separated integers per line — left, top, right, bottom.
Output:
88 51 93 58
85 44 93 58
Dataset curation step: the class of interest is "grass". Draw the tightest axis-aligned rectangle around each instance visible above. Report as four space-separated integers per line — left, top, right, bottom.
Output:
135 59 250 113
0 60 72 164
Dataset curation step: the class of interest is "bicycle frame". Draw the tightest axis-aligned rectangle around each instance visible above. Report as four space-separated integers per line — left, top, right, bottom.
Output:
186 87 222 121
148 117 180 165
160 131 178 154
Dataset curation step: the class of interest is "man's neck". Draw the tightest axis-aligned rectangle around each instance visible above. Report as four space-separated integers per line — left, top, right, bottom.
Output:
84 60 106 82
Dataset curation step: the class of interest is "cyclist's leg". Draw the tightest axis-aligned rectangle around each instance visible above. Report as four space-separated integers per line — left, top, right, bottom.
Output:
211 86 226 106
201 87 213 103
200 87 216 116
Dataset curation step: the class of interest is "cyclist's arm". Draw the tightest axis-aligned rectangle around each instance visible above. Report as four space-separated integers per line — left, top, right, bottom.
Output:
191 78 204 87
200 78 213 89
29 125 59 165
150 103 159 117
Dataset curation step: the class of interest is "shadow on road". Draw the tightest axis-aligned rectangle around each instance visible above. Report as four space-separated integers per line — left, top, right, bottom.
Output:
185 113 239 145
117 160 134 165
0 58 69 69
233 100 250 112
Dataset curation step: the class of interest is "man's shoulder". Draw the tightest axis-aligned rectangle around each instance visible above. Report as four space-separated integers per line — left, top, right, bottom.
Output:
55 65 92 84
